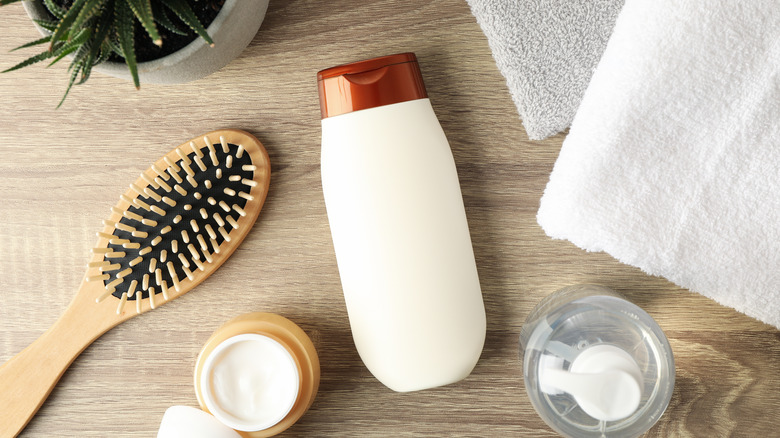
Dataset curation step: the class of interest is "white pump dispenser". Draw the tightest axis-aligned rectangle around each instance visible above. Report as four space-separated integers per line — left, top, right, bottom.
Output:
540 345 643 421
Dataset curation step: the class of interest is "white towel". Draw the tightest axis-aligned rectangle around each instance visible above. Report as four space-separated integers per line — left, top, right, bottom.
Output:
465 0 624 140
537 0 780 327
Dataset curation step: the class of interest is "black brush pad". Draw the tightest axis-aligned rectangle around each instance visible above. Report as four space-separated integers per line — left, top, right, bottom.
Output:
103 143 253 300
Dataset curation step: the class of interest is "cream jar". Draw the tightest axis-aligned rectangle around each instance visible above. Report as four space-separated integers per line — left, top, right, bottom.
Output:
194 313 320 438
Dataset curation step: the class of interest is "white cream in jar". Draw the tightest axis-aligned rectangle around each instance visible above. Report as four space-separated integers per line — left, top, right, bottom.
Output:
200 334 300 432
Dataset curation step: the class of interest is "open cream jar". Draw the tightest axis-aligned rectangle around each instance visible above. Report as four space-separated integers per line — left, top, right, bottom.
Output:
194 313 320 438
201 334 299 431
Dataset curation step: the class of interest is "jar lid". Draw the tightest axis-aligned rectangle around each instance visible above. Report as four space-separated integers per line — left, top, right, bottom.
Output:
157 406 242 438
317 52 428 119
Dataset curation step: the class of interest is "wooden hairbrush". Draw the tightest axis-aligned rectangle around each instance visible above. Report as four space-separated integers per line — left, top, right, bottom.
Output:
0 129 271 437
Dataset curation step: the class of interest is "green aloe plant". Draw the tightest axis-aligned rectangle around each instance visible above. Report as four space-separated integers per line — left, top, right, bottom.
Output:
1 0 214 107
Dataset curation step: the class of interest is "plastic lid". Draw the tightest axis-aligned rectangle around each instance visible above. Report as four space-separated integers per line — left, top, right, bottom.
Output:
317 52 428 119
157 406 241 438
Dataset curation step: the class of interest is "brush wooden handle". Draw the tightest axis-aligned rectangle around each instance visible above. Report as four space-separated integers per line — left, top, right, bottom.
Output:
0 284 124 438
0 130 270 437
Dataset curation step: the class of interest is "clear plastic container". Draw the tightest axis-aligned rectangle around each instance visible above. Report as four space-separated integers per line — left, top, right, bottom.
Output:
519 285 675 438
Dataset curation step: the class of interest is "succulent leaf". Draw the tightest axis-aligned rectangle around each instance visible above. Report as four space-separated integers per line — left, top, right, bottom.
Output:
82 42 111 85
107 33 123 56
70 40 93 84
50 0 89 48
161 0 214 46
152 1 186 36
10 35 52 52
48 28 91 67
33 18 59 32
43 0 67 19
69 37 92 70
71 0 107 31
2 50 55 73
96 40 113 63
57 60 84 108
83 0 115 72
126 0 162 46
114 0 139 88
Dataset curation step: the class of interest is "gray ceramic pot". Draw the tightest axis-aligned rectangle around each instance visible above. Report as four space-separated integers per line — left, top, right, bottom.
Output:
24 0 270 84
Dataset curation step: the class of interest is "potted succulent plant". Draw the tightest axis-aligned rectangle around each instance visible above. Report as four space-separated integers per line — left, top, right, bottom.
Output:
1 0 269 106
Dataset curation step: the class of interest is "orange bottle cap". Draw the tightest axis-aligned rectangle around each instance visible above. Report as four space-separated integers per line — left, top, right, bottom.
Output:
317 52 428 119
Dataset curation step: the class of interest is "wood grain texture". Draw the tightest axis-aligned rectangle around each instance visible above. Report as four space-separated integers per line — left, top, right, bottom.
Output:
0 1 778 437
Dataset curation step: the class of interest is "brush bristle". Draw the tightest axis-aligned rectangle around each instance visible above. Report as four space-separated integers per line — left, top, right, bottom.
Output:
94 139 256 314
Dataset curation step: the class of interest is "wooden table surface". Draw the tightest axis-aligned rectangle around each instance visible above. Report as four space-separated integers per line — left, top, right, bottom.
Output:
1 1 778 437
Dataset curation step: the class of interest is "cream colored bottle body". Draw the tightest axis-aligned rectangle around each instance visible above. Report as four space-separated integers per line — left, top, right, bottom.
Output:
321 98 486 392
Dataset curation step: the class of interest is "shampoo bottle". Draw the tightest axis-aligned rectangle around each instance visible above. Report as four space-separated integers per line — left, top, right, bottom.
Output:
318 53 486 392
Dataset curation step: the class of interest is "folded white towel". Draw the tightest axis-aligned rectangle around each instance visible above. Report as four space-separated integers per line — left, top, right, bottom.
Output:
537 0 780 327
